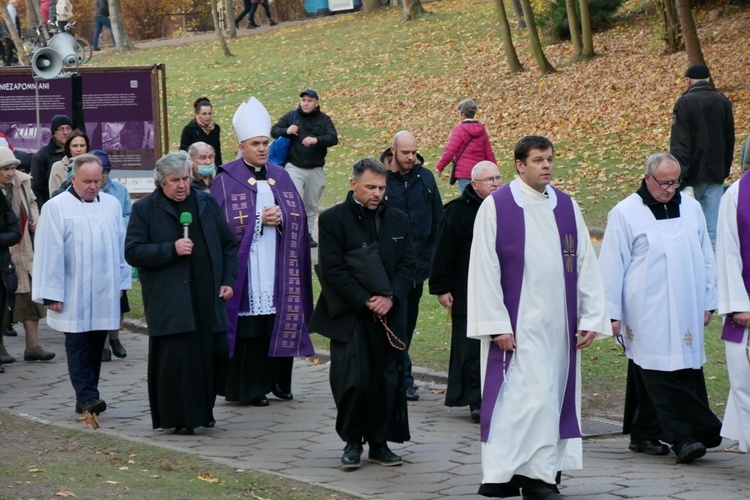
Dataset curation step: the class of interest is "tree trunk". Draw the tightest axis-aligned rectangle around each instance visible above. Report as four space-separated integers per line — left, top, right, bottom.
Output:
210 0 232 56
225 0 236 39
655 0 682 53
579 0 595 60
108 0 135 51
24 0 39 25
402 0 427 22
363 0 383 14
511 0 526 28
519 0 556 73
1 2 29 65
492 0 524 72
675 0 705 65
566 0 582 58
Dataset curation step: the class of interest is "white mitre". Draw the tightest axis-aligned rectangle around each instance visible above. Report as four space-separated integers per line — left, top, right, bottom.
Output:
233 97 272 142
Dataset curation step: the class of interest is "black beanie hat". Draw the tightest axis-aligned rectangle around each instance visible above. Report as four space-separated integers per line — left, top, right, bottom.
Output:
50 115 73 134
684 64 710 79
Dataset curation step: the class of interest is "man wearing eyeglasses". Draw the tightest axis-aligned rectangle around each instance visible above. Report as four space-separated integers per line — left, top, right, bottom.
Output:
599 152 721 465
468 136 610 499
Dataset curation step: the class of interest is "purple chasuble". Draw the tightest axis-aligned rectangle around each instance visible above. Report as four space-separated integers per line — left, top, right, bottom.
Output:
211 159 314 358
722 172 750 342
480 183 581 443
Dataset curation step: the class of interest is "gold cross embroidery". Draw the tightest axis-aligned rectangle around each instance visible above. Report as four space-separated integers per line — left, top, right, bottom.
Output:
563 234 576 273
684 330 693 348
234 210 249 225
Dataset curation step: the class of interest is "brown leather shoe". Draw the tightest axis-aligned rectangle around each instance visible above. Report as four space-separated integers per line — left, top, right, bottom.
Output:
24 345 56 361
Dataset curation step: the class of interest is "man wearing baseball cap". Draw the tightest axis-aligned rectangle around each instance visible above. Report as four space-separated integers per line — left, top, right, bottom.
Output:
32 114 73 207
271 89 338 247
670 63 735 249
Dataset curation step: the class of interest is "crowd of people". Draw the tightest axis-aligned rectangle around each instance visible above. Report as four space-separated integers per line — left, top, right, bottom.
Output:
0 60 748 500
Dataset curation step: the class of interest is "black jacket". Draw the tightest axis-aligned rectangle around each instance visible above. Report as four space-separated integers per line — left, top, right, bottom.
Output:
179 118 223 166
670 81 735 186
309 192 416 343
31 138 66 207
271 105 338 169
125 188 238 336
428 184 483 316
380 148 443 282
94 0 109 17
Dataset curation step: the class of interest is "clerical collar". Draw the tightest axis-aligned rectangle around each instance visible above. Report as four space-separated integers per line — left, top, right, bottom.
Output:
66 184 99 203
243 160 267 181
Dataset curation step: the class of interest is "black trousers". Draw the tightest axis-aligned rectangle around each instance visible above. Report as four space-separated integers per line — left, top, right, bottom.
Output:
330 311 409 445
65 330 108 403
402 280 424 385
623 360 722 448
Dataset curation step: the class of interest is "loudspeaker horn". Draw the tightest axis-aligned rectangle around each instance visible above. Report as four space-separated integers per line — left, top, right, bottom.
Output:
47 33 79 68
31 47 63 79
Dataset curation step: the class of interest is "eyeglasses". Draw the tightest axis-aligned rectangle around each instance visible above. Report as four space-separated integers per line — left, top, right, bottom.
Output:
649 176 681 190
476 176 502 184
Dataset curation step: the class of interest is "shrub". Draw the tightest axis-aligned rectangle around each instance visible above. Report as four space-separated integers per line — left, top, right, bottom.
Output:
538 0 624 42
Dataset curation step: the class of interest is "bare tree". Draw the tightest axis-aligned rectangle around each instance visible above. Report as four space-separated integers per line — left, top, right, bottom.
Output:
565 0 582 58
579 0 595 60
210 0 232 56
675 0 705 65
225 0 237 39
519 0 555 73
108 0 135 51
1 1 29 65
24 0 38 25
402 0 427 21
492 0 524 73
655 0 682 53
511 0 525 28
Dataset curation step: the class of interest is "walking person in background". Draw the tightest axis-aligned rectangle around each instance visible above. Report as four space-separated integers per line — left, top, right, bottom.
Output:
180 97 223 166
56 0 74 34
0 149 22 373
435 99 496 193
93 0 113 51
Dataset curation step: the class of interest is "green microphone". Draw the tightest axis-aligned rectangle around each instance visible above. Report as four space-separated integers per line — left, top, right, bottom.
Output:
179 212 192 239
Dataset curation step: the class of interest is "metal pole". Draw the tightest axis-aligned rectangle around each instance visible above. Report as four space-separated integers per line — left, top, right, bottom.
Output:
35 76 41 151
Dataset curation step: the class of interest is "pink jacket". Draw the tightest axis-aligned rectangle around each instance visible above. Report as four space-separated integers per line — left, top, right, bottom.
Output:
435 120 496 180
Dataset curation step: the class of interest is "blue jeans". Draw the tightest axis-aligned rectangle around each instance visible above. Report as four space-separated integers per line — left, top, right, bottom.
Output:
93 16 112 49
457 178 470 193
689 183 723 250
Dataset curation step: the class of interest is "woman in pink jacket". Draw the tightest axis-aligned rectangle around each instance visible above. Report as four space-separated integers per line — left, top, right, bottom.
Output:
435 99 496 192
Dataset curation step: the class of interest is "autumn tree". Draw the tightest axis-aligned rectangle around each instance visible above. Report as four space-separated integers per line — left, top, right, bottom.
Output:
1 1 29 65
109 0 135 51
210 0 232 56
511 0 526 28
579 0 595 59
675 0 705 65
492 0 524 72
565 0 582 58
519 0 555 73
225 0 236 39
655 0 682 53
402 0 427 21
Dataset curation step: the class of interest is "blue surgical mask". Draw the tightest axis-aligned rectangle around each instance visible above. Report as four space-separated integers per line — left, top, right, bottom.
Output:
197 164 215 177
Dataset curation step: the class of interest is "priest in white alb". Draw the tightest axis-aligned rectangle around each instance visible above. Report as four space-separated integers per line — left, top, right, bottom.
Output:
468 136 611 499
32 154 131 417
599 152 721 465
716 169 750 453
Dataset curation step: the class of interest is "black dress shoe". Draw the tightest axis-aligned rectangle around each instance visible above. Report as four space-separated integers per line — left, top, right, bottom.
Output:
309 238 318 248
249 396 269 407
110 339 127 358
75 401 84 414
272 384 293 400
0 362 4 374
368 443 402 466
101 349 112 362
82 399 107 415
205 420 216 428
470 407 481 423
628 439 669 456
522 487 563 500
674 440 706 463
405 384 419 401
173 427 194 435
4 325 17 336
340 441 363 469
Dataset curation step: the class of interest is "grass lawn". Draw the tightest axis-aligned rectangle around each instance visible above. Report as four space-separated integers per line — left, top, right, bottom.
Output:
113 0 749 417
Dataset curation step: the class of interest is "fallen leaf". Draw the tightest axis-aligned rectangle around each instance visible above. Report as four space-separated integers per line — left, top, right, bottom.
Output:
106 481 119 485
78 412 100 430
55 488 76 497
28 468 44 473
198 473 219 483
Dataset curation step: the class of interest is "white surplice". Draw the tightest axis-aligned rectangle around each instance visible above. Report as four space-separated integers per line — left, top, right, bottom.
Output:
467 178 611 486
716 179 750 452
240 181 277 316
32 191 131 333
599 193 716 372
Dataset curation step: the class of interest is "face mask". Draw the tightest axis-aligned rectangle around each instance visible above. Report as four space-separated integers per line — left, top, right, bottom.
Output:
198 164 215 177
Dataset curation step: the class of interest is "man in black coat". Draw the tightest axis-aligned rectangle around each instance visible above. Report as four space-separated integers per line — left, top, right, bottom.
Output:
380 130 443 401
271 89 338 247
32 114 73 207
125 151 238 434
670 63 734 249
310 157 416 470
429 161 502 424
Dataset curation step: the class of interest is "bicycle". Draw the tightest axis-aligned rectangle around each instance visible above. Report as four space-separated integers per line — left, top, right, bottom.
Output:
23 20 92 65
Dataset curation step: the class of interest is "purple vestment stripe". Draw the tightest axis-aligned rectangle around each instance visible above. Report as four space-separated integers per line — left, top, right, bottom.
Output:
212 159 314 359
723 172 750 342
481 184 581 443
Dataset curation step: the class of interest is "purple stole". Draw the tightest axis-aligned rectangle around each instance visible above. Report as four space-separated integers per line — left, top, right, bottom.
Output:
211 159 314 358
722 173 750 342
480 183 580 443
